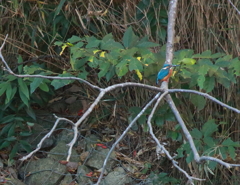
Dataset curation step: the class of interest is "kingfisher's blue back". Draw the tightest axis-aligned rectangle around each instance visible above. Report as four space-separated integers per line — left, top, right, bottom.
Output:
156 64 173 84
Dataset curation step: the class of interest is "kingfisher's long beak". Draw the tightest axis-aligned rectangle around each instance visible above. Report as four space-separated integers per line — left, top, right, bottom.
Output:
172 65 179 67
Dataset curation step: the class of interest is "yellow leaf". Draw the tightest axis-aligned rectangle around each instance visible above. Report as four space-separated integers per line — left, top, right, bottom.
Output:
137 57 141 61
100 51 106 58
101 9 108 16
93 50 100 54
172 71 177 77
135 69 143 81
60 44 68 55
66 42 73 47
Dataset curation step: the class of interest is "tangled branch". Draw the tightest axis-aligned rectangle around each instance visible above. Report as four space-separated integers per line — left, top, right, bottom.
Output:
1 1 240 184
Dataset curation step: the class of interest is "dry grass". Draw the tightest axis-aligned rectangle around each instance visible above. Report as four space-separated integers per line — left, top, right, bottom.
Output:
1 0 240 184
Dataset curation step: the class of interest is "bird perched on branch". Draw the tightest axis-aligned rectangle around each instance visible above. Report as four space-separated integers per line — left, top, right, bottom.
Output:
156 64 178 85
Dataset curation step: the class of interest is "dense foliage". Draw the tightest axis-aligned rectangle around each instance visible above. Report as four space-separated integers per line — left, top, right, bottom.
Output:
1 0 240 184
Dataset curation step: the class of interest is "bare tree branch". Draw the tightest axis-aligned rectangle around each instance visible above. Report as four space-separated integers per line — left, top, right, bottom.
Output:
168 89 240 113
1 1 240 183
147 92 205 184
95 92 162 184
227 0 240 15
20 115 74 161
165 0 178 64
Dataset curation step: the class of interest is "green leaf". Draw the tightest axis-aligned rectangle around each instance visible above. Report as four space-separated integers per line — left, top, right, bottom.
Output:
30 78 44 93
8 123 16 137
51 73 74 90
54 41 64 46
215 61 230 67
23 65 45 74
230 57 240 76
197 75 205 89
102 33 114 42
19 90 29 107
219 146 227 159
18 78 29 99
98 62 110 79
6 85 17 104
17 55 23 73
201 50 212 58
115 59 129 77
54 0 67 19
186 151 194 163
122 26 139 48
0 123 13 136
190 94 206 110
203 136 215 147
201 119 218 137
228 146 236 159
181 58 196 65
136 41 159 48
217 77 231 89
67 35 82 43
106 66 115 81
198 64 209 75
27 122 35 126
88 57 100 68
0 82 9 96
39 82 49 92
19 132 32 137
72 57 89 70
211 53 225 58
25 107 36 120
158 27 167 41
178 49 194 58
155 115 164 127
20 140 32 152
167 131 179 141
5 136 16 141
164 112 176 121
78 67 89 79
190 128 202 139
0 141 10 150
208 161 217 170
0 115 15 124
101 39 124 50
86 36 101 48
9 143 19 159
203 76 215 93
129 58 143 71
198 58 213 66
222 138 240 147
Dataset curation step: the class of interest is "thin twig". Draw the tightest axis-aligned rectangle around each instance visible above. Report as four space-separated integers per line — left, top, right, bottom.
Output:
147 91 205 184
227 0 240 15
94 92 161 185
20 115 74 161
168 89 240 113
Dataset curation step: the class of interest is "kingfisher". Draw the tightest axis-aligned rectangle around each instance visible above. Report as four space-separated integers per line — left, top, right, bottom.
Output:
156 64 178 85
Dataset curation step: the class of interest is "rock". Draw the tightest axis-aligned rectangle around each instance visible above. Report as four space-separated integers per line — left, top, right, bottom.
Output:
19 158 66 185
48 142 79 162
56 129 75 144
26 123 56 150
100 167 133 185
76 165 92 184
67 100 83 115
84 134 100 151
59 173 74 185
5 178 26 185
85 148 116 172
0 159 3 168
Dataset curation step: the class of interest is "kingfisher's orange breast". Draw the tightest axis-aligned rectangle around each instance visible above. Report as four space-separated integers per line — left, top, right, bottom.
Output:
161 68 173 81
